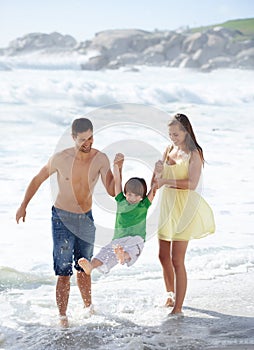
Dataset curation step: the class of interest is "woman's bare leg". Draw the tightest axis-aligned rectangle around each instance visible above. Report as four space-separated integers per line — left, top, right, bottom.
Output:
158 239 175 306
171 240 188 314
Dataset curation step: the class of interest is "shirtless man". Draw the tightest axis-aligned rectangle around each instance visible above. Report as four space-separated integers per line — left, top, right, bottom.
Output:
16 118 122 327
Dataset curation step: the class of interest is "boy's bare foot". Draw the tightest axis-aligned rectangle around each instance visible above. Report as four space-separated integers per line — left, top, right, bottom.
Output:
114 245 125 264
78 258 92 275
59 315 69 328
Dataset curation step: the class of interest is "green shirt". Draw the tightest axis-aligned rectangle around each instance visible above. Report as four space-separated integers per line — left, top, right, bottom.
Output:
113 192 151 241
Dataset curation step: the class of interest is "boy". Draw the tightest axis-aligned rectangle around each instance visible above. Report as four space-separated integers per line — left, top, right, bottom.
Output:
78 153 162 274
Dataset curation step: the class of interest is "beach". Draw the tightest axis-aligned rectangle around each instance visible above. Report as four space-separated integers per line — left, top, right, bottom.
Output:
0 64 254 349
1 255 253 349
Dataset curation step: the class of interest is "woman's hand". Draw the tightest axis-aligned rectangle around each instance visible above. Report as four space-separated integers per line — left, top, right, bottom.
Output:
156 178 168 188
154 160 164 177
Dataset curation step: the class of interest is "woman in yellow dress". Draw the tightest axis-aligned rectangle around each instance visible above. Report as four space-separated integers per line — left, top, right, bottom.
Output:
156 113 215 317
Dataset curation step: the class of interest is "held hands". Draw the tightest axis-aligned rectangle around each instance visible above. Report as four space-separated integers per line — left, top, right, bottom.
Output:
151 160 164 190
154 160 163 178
114 153 124 168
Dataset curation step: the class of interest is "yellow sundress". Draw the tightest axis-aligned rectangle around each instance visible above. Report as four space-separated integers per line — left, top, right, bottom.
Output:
157 153 215 241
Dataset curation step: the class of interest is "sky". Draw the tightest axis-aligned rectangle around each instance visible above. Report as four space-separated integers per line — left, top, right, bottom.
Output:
0 0 254 48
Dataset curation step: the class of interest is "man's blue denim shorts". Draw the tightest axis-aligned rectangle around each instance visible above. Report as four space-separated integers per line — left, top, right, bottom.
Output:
51 206 96 276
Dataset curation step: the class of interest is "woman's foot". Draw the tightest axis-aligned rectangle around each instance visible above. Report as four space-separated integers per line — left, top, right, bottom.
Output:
78 258 92 275
168 311 184 318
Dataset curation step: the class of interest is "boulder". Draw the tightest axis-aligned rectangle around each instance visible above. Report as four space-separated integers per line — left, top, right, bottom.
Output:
164 34 185 60
6 32 77 55
81 55 109 70
179 56 200 68
183 32 207 53
201 56 233 71
236 47 254 68
114 53 142 65
192 34 227 65
89 29 149 57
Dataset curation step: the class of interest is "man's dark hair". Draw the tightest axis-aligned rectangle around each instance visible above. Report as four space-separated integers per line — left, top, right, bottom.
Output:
72 118 93 136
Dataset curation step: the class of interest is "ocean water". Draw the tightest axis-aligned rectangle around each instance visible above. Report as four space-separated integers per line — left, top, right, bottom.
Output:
0 62 254 349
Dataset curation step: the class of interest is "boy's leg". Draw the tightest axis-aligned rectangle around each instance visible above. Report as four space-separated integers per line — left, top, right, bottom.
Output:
114 236 145 266
78 257 103 275
114 245 130 264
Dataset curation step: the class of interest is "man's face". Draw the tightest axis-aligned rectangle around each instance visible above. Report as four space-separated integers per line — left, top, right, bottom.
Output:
73 130 93 153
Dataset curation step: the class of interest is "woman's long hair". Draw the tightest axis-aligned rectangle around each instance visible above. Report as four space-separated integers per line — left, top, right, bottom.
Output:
168 113 204 165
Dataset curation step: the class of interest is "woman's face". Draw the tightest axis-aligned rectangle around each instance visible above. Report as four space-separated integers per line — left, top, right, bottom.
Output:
168 124 187 147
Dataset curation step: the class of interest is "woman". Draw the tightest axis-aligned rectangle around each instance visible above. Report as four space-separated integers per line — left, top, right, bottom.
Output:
156 113 215 317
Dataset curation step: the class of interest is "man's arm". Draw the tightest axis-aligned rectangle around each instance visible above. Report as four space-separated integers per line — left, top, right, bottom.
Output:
99 152 124 197
16 158 55 223
99 153 115 197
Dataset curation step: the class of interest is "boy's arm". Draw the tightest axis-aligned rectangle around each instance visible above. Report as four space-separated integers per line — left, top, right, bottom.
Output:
113 153 124 196
147 183 158 203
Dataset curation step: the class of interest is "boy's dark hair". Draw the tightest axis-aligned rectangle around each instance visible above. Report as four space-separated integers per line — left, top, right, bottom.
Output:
124 177 147 199
72 118 93 136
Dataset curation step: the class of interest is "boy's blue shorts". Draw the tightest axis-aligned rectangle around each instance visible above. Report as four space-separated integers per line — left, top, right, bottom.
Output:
51 206 96 276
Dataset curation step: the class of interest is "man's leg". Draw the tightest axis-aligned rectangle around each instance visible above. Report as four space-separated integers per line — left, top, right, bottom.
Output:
76 271 91 307
75 211 96 308
56 275 71 327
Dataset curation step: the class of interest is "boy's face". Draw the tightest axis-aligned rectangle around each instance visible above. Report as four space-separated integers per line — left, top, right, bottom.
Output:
125 192 142 205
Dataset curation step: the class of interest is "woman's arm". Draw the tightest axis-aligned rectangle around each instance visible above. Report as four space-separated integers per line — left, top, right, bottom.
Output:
150 147 168 186
157 150 202 190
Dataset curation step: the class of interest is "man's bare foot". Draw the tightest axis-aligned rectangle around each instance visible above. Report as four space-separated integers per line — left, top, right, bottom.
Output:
114 245 125 264
78 258 92 275
165 297 175 307
59 315 69 328
165 291 175 307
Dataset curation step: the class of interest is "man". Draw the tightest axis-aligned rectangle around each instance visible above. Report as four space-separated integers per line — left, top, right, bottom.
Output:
16 118 121 327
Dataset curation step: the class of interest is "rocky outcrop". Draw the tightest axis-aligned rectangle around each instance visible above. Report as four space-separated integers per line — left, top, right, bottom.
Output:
79 27 254 71
0 27 254 71
2 32 77 55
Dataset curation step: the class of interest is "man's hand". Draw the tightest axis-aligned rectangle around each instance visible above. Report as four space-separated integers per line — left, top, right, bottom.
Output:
114 153 124 168
16 206 26 223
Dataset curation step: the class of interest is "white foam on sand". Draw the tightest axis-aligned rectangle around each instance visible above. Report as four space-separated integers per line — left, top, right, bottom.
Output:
1 269 253 349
